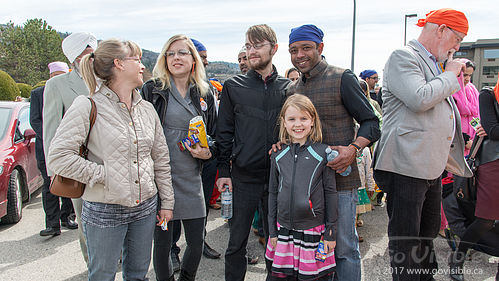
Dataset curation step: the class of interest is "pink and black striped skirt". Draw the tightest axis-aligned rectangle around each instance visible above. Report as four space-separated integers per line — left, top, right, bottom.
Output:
265 223 335 280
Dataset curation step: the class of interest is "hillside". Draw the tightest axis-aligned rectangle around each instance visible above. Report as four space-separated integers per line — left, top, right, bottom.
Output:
58 32 238 82
139 50 238 82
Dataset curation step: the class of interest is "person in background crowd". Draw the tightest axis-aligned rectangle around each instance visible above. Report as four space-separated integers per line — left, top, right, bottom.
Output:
142 34 217 281
355 145 375 243
216 24 291 280
359 80 382 121
452 59 480 155
30 61 76 238
190 38 222 260
373 8 472 281
284 67 300 82
286 24 380 281
237 46 249 75
48 39 174 281
43 31 97 263
359 79 383 210
359 69 380 104
450 76 499 281
440 59 481 239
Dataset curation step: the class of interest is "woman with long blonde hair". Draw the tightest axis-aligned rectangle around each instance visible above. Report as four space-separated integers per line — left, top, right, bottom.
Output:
142 34 217 281
48 39 174 280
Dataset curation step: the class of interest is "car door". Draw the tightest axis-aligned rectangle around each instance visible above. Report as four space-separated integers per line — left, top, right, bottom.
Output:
16 106 41 193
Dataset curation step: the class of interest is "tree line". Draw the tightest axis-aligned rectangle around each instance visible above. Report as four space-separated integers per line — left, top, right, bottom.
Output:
0 18 66 100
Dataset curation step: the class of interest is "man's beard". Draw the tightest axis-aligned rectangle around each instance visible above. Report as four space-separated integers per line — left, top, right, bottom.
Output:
249 55 272 71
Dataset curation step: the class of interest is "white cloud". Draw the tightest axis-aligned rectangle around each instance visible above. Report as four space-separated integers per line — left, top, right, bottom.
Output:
2 0 498 81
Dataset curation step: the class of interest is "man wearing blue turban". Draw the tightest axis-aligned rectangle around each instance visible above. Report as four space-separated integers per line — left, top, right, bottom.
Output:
287 24 380 281
191 38 208 67
359 69 381 104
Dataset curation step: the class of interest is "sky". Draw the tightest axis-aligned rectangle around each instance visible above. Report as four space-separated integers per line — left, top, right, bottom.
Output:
2 0 498 83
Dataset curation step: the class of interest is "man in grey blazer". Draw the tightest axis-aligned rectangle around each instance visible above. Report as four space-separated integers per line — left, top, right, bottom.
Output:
372 8 472 281
43 32 97 263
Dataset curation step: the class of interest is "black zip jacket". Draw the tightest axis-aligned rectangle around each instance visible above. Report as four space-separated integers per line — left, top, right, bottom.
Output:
141 79 217 156
268 142 338 241
216 66 290 183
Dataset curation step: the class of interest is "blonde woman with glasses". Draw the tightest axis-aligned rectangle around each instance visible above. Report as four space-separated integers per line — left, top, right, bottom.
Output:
142 34 217 281
48 39 174 280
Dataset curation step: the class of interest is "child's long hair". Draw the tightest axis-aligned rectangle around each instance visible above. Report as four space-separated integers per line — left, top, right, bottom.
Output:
279 94 322 144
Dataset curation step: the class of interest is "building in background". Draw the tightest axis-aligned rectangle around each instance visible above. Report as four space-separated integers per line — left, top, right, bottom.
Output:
455 38 499 89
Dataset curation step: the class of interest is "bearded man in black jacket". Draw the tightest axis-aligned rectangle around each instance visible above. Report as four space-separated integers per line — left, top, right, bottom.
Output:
216 24 290 281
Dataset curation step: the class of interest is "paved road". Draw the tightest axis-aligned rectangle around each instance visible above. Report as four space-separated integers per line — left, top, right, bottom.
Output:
0 190 497 280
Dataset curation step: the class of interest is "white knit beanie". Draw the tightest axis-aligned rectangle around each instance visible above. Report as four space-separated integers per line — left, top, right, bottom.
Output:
62 32 98 63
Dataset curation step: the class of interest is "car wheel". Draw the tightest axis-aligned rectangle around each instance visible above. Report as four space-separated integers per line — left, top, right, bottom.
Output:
3 169 23 223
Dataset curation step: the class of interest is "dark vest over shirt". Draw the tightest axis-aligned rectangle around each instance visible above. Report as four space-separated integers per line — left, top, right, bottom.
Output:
288 60 361 191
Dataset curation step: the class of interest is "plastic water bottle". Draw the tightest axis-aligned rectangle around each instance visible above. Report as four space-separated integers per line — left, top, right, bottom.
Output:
221 185 233 219
325 147 352 176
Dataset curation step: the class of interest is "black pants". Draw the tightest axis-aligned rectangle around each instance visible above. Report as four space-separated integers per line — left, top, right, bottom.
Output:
202 158 218 211
374 170 441 281
38 160 73 229
153 217 205 280
456 217 498 261
225 177 271 281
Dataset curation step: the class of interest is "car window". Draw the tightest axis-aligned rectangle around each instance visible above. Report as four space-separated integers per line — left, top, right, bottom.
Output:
18 107 32 133
0 107 12 140
14 122 23 142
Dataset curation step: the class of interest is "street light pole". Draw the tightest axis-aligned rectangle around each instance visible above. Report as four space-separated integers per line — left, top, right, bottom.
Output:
404 14 417 46
351 0 356 71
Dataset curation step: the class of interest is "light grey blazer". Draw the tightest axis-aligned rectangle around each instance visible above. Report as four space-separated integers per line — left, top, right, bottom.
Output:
373 39 472 179
43 70 89 176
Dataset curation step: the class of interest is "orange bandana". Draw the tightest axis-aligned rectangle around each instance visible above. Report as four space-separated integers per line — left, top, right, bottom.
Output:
416 8 469 36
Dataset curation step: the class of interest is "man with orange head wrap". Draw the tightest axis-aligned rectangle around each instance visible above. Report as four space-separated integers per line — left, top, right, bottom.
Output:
372 8 472 281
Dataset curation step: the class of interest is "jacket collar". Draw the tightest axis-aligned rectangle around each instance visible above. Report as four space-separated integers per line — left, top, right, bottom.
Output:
247 65 278 83
407 39 439 77
290 139 313 151
65 70 89 97
99 84 142 107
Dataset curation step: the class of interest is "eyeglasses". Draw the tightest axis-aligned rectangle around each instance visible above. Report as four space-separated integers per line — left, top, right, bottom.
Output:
125 57 142 64
244 42 271 51
447 27 464 44
165 49 192 58
369 76 379 81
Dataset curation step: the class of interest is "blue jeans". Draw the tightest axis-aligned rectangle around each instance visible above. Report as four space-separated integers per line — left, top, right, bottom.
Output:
83 210 156 281
333 189 361 281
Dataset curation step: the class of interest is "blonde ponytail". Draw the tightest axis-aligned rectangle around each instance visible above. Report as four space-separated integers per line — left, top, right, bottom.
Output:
80 53 98 95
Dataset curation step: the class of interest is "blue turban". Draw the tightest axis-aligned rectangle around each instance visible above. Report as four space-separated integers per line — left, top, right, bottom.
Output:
289 24 324 45
190 38 207 52
359 70 377 80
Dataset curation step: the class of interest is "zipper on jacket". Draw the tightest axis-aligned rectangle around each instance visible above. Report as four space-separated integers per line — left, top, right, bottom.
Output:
263 81 269 176
290 147 298 229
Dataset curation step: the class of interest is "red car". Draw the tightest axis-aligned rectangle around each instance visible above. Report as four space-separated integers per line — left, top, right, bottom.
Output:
0 101 43 223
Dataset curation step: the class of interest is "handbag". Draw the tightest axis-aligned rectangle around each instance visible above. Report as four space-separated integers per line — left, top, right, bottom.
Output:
455 135 483 206
49 98 97 198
